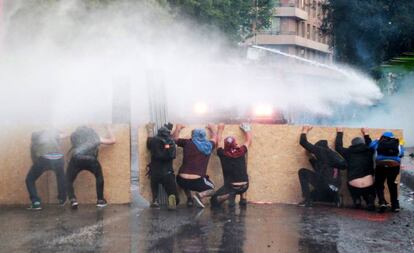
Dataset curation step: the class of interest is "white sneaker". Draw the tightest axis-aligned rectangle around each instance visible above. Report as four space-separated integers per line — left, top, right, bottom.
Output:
193 193 205 208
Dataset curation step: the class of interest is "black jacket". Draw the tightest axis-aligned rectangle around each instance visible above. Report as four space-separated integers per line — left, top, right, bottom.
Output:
300 133 346 187
147 136 176 176
335 132 374 181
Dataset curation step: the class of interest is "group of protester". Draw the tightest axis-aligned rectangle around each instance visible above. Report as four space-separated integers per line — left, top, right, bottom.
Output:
147 123 404 213
26 125 116 210
146 122 251 210
26 122 404 213
298 126 404 212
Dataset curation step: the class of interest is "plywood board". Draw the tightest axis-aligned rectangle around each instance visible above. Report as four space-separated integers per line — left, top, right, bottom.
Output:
0 124 131 204
138 124 402 206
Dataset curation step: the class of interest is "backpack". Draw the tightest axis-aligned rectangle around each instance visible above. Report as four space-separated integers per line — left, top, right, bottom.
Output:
150 136 176 161
70 126 101 157
377 137 400 157
31 130 61 161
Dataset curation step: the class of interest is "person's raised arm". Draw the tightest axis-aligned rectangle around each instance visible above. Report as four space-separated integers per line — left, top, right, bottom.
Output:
240 123 252 148
299 125 316 153
146 122 155 149
100 125 116 145
361 128 373 147
335 127 347 156
206 123 218 146
217 123 225 149
172 124 185 142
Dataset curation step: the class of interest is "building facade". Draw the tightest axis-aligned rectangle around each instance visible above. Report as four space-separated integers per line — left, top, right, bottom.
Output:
252 0 332 63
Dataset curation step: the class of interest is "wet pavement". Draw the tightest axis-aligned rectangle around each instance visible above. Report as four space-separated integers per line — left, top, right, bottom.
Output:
1 186 414 253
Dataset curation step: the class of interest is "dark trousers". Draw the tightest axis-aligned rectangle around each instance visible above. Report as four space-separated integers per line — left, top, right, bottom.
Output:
298 168 337 202
25 157 66 203
211 183 249 207
375 164 400 206
150 171 180 204
66 156 104 200
348 184 375 207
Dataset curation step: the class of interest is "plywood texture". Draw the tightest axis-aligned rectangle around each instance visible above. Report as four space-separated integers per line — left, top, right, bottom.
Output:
0 124 131 204
138 124 402 206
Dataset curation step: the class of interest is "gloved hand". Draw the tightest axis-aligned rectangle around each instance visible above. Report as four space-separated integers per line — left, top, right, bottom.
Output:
240 123 251 132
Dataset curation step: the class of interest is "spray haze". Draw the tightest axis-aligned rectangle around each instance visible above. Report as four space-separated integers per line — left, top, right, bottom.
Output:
0 1 384 132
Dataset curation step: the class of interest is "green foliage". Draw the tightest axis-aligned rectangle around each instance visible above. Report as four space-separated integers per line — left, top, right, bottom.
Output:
321 0 414 75
163 0 273 42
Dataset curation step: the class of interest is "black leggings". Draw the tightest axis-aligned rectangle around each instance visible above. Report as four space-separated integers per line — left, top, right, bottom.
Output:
298 168 338 202
25 157 66 203
375 164 400 206
210 183 249 207
151 171 179 204
348 184 375 207
66 155 104 200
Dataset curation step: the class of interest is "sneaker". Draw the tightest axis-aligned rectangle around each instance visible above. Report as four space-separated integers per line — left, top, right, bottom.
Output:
150 199 160 208
228 195 236 207
239 198 247 206
193 193 205 208
167 195 177 211
70 198 79 210
298 200 312 207
392 201 400 213
379 202 388 213
186 198 194 208
27 201 42 210
96 199 107 208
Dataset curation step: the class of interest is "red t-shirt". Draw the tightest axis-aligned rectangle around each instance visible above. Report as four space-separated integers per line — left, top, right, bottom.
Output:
176 138 215 177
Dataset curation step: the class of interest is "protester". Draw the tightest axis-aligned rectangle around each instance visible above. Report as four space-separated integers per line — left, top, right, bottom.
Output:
210 123 252 208
66 125 116 209
335 128 375 211
364 129 404 212
173 124 217 208
146 122 179 210
298 125 347 207
26 129 67 210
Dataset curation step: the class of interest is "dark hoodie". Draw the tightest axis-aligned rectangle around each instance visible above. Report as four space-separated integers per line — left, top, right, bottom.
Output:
147 127 176 175
300 133 346 186
335 132 374 181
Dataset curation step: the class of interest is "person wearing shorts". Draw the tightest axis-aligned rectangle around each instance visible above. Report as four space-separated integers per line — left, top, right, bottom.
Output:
173 124 218 208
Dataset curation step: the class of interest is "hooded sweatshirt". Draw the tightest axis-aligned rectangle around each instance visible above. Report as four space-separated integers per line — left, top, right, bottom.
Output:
147 127 176 175
335 132 374 181
300 134 346 186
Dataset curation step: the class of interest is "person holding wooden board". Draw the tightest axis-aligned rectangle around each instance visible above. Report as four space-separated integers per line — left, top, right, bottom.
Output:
210 123 252 208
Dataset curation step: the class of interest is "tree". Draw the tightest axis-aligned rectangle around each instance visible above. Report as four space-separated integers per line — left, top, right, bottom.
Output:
163 0 273 42
321 0 414 76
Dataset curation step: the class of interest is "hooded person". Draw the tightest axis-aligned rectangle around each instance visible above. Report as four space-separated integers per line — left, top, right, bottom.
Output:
172 124 218 208
297 125 347 207
210 123 252 208
146 123 179 210
335 128 375 211
363 129 404 212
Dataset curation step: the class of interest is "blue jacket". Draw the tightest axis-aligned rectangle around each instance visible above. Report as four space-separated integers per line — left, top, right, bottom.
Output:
367 138 404 163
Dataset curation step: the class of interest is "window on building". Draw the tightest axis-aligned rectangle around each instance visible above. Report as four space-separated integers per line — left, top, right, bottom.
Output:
307 24 310 39
312 25 316 40
270 17 281 34
301 22 305 37
312 1 316 18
